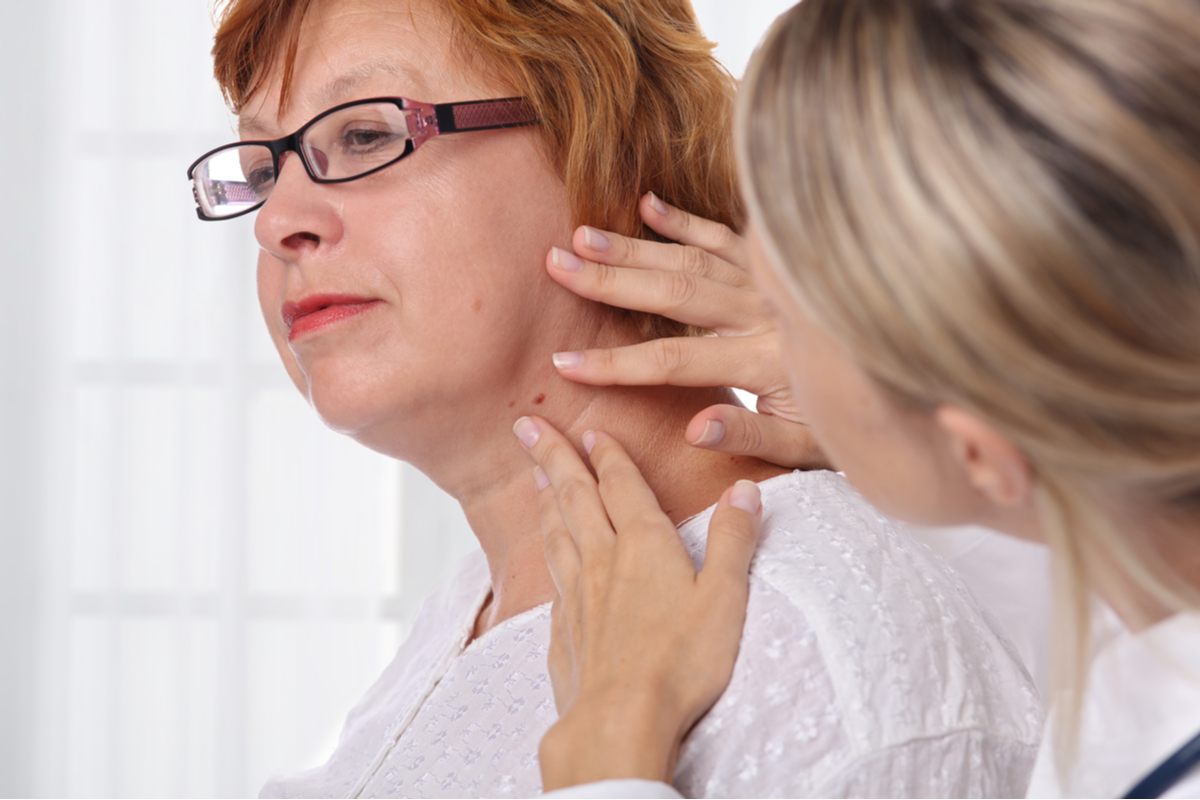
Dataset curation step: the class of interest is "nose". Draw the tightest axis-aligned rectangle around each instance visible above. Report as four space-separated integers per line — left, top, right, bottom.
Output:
254 150 344 260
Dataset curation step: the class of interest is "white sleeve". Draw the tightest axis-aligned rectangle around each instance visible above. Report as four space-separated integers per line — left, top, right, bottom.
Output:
542 779 682 799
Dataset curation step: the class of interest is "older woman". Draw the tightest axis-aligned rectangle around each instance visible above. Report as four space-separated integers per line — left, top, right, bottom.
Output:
188 0 1040 796
528 0 1200 797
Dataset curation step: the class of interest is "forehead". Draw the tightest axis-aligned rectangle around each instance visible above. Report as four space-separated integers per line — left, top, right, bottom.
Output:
237 0 501 138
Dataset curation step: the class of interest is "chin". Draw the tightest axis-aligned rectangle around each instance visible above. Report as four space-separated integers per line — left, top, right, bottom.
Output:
304 361 456 459
302 361 402 435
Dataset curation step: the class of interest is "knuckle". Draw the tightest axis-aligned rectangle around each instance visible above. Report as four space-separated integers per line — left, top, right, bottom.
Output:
539 433 575 466
624 508 662 534
678 245 710 276
590 261 620 296
663 270 700 311
712 515 758 547
710 223 740 254
734 416 766 456
651 337 691 377
617 234 643 265
556 476 594 509
674 208 694 235
593 346 618 374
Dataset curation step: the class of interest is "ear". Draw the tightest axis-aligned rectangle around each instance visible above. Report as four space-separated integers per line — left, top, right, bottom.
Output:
934 405 1034 508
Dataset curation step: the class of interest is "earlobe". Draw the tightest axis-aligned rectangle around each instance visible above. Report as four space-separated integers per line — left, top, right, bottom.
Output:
935 405 1034 508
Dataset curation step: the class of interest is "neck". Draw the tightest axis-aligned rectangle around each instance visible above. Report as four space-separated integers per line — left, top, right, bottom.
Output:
411 380 785 639
1089 508 1200 632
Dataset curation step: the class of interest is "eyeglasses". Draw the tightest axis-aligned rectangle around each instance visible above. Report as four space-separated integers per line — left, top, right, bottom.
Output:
186 96 537 221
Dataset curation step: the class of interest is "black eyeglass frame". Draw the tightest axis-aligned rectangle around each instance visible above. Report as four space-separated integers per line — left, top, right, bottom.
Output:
186 95 538 221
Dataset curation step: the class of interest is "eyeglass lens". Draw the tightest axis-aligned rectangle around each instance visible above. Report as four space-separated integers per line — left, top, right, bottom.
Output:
192 101 411 219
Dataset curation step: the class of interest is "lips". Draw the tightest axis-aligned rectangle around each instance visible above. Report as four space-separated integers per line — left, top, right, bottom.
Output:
282 294 382 341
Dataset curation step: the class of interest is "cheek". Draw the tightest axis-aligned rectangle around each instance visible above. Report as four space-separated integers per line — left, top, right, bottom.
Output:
777 323 944 520
255 254 286 340
776 325 863 450
255 253 308 392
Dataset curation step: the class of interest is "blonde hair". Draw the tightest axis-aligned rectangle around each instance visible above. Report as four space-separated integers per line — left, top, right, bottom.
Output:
739 0 1200 760
211 0 740 339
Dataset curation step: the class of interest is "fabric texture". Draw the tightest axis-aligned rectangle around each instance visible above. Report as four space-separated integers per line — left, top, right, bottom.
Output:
260 470 1043 798
543 779 683 799
1027 611 1200 799
905 525 1052 700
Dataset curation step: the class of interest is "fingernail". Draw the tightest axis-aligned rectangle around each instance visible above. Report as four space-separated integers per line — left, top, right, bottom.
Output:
513 416 540 448
582 430 597 454
648 192 668 216
551 247 585 272
552 351 584 370
582 227 611 252
534 466 551 491
729 480 761 515
691 420 725 446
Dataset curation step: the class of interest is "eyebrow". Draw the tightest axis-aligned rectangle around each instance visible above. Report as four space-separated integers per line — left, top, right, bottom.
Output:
238 59 428 139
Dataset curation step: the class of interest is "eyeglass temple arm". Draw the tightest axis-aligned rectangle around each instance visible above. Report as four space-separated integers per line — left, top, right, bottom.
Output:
432 98 538 134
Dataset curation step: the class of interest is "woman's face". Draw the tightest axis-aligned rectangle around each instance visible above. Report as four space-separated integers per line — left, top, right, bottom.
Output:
746 228 990 527
241 0 578 457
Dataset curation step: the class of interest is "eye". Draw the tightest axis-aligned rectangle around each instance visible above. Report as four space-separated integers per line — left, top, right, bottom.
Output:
345 128 394 148
245 163 276 194
340 124 402 154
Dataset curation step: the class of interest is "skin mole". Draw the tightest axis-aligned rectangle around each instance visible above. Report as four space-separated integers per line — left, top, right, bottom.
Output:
533 393 546 405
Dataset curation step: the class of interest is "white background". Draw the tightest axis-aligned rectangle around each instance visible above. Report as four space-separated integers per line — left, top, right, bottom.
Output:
0 1 796 796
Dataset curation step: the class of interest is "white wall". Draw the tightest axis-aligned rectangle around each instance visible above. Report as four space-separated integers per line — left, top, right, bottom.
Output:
0 1 796 796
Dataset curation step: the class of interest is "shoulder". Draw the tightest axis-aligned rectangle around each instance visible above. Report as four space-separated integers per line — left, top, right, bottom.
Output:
674 470 1041 795
751 472 1041 740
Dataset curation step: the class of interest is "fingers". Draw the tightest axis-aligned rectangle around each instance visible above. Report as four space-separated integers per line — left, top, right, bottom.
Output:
552 332 779 393
582 432 687 559
637 192 749 268
514 416 614 560
685 405 831 470
570 224 749 288
547 247 758 333
699 481 762 592
535 466 580 598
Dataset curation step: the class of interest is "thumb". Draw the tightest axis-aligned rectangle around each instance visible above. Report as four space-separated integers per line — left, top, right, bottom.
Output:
698 480 762 589
688 405 828 470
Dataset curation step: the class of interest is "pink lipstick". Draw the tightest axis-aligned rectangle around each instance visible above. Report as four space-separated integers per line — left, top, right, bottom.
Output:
282 294 381 341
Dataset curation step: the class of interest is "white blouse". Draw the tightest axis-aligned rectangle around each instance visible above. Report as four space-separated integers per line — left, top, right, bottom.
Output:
1027 611 1200 798
261 470 1042 798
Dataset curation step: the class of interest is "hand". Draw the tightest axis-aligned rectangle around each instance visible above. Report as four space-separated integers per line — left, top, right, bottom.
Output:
545 192 827 470
512 416 762 791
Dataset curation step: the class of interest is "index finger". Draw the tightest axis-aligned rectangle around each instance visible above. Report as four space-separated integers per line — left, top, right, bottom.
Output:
513 416 615 560
583 431 681 550
547 250 761 333
639 193 749 268
553 332 781 394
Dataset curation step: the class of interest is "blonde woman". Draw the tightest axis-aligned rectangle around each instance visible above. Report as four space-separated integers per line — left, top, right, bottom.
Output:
519 0 1200 797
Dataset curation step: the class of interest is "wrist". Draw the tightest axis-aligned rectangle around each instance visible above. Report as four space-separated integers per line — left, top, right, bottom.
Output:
539 694 683 791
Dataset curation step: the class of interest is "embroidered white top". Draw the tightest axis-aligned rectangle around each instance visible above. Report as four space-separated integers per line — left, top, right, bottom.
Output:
260 470 1043 798
1027 611 1200 799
